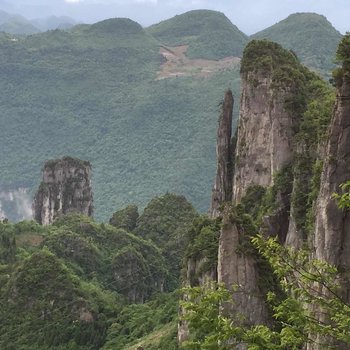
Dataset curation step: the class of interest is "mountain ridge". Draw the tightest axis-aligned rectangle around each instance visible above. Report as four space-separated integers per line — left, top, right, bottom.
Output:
0 9 343 221
251 12 342 77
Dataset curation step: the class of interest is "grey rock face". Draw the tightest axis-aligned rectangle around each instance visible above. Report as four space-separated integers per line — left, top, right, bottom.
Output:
218 207 270 325
233 73 296 203
210 90 234 218
33 157 93 225
313 77 350 266
178 257 217 344
307 76 350 350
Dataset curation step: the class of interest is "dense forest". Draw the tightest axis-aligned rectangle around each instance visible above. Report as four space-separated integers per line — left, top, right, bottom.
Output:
1 8 350 350
0 10 341 222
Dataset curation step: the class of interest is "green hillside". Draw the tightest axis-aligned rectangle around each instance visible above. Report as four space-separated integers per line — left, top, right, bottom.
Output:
0 15 241 222
251 12 342 78
0 11 342 222
0 193 194 349
147 9 248 59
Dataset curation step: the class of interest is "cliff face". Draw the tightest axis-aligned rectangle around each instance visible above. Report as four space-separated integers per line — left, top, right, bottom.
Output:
214 41 308 329
180 39 349 348
307 74 350 350
233 44 302 203
210 90 234 217
33 157 93 225
218 207 270 324
313 76 350 266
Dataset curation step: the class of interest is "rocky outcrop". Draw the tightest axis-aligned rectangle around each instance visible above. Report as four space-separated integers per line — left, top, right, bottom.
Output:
214 41 306 331
210 90 234 217
218 206 270 325
233 74 296 203
307 71 350 350
33 156 93 225
313 77 350 266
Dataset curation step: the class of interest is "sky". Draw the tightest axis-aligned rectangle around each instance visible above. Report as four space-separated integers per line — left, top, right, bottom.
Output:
0 0 349 35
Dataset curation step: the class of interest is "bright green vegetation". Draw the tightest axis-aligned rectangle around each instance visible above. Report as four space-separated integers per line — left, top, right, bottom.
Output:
182 235 350 350
184 215 221 285
102 293 178 349
109 204 139 231
333 32 350 86
0 13 241 222
134 193 198 289
241 40 301 76
147 10 248 60
251 13 343 78
0 192 199 349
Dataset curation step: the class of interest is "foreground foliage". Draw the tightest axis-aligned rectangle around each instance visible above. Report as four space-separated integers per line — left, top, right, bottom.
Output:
0 192 196 349
182 235 350 350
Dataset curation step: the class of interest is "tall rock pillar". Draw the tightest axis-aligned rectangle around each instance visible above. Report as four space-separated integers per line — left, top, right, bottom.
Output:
210 89 234 217
33 156 93 225
308 42 350 350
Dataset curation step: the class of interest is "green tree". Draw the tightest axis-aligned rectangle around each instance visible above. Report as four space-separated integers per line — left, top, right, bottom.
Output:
181 235 350 349
109 204 139 232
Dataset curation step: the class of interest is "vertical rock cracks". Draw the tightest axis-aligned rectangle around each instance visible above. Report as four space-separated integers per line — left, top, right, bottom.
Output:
33 156 93 225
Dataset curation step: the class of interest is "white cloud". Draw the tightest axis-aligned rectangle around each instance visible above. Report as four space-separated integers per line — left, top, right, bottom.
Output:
64 0 82 3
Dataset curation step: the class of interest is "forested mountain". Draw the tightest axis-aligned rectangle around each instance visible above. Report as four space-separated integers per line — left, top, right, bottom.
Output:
0 191 196 349
251 12 342 78
0 7 349 349
147 9 248 60
0 10 342 222
0 10 242 222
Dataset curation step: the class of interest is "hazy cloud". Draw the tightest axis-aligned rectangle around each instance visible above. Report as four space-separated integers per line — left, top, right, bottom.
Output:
0 188 33 221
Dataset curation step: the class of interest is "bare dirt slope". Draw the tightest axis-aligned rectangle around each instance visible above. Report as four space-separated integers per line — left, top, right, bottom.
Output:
156 45 240 80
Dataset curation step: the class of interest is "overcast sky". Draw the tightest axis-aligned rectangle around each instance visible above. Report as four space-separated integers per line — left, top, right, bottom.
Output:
0 0 348 35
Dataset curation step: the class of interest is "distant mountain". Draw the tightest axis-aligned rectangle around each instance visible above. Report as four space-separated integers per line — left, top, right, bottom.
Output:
147 9 248 60
0 16 241 221
0 10 343 221
0 10 40 35
0 11 78 34
251 13 342 78
31 15 77 31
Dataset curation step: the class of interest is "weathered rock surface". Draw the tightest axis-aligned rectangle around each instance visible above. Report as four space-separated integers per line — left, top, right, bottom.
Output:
178 257 217 344
305 72 350 350
232 72 297 203
210 89 234 217
313 77 350 266
33 156 93 225
218 207 269 325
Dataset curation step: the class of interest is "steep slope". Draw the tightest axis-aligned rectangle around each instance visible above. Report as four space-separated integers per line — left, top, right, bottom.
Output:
147 9 248 60
308 35 350 350
251 13 342 78
180 39 337 346
0 15 241 221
